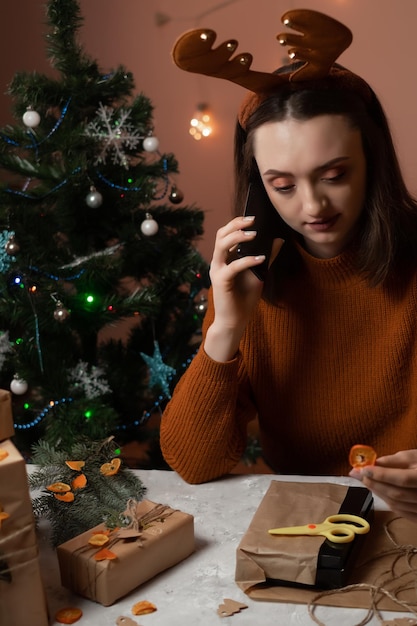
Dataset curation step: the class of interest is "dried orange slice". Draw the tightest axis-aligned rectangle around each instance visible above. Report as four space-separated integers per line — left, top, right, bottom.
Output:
88 533 110 547
0 448 9 461
55 607 83 624
55 491 75 502
94 547 117 561
0 510 10 527
100 457 121 476
47 481 71 493
349 444 377 469
71 473 87 490
132 600 157 615
65 460 85 471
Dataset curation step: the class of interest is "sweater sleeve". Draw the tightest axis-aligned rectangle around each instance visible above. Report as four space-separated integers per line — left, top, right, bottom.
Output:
160 292 257 484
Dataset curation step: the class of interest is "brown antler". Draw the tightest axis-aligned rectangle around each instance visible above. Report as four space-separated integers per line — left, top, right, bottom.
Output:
172 9 353 93
278 10 352 81
172 28 283 92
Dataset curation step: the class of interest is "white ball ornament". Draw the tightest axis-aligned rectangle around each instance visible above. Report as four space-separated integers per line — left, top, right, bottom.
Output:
140 213 159 236
10 377 29 395
143 136 159 152
86 188 103 208
22 109 41 128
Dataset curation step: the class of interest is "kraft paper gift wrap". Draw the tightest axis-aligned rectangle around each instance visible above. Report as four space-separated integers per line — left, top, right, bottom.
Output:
0 389 14 442
57 498 195 606
0 439 49 626
235 480 417 613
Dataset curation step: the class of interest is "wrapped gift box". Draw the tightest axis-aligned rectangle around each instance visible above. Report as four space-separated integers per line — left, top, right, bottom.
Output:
235 480 373 591
0 390 14 442
0 439 49 626
235 480 417 613
57 498 195 606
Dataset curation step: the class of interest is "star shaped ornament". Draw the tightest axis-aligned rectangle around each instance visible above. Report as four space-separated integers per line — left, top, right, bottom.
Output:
140 341 176 398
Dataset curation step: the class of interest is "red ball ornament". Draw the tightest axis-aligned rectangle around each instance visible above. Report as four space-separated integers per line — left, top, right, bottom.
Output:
53 302 70 322
169 186 184 204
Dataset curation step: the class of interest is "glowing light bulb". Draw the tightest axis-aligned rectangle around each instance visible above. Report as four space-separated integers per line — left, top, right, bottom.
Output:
189 103 213 141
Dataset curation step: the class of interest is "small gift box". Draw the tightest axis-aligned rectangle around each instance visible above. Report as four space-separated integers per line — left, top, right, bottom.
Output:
0 390 14 442
57 498 195 606
0 439 49 626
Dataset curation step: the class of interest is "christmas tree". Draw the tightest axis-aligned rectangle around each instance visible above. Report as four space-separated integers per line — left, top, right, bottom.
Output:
0 0 208 466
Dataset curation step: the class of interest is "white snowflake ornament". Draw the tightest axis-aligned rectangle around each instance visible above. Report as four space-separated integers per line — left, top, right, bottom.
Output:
84 103 142 169
69 360 111 399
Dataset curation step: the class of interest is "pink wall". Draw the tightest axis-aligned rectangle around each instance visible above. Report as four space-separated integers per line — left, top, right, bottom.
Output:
2 0 417 261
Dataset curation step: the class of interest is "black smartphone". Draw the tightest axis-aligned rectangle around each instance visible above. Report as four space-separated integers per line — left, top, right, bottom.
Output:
236 180 283 281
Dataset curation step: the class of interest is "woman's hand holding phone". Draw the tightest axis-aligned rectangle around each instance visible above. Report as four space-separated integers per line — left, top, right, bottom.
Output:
204 214 283 363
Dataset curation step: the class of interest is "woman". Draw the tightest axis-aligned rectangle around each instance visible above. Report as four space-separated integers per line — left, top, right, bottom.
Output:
160 12 417 523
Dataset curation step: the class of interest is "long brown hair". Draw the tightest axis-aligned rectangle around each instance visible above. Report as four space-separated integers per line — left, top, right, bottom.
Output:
234 74 417 287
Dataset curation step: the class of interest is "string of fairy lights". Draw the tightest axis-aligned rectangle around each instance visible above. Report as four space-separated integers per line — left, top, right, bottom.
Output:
13 347 199 431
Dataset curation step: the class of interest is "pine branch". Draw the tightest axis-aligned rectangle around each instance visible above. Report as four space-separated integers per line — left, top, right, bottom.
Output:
29 437 147 546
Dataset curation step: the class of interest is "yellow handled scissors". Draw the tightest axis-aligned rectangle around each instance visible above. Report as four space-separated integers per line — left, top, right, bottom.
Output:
268 514 370 544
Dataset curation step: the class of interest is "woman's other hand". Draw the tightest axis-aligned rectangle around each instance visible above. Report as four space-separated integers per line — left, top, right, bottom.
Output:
349 449 417 523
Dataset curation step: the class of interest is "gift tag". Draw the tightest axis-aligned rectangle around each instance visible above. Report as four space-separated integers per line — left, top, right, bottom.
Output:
116 617 140 626
217 598 248 617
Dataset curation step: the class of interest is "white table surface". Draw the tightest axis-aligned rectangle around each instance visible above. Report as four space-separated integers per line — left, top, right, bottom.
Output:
30 468 416 626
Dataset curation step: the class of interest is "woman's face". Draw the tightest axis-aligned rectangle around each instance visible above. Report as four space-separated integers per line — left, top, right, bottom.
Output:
253 114 367 259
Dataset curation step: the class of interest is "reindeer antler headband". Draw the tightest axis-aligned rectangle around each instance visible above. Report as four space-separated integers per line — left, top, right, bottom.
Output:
172 9 372 128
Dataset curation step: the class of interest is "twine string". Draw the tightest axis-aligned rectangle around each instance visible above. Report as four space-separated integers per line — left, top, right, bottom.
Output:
308 517 417 626
0 550 40 577
123 499 173 532
0 522 41 578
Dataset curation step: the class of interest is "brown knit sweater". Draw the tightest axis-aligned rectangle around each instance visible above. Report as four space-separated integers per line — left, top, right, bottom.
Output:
160 244 417 484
